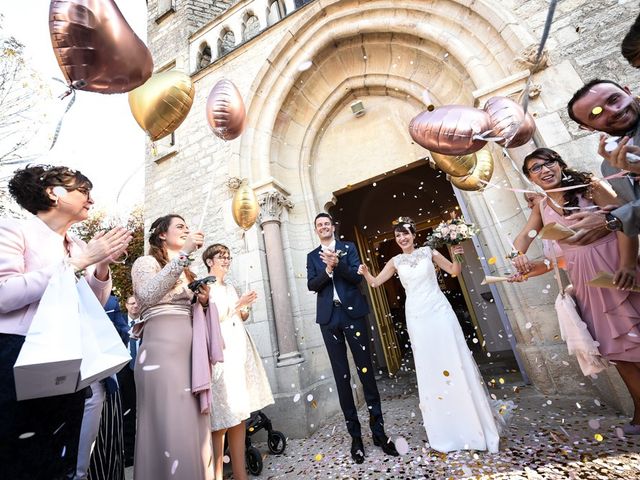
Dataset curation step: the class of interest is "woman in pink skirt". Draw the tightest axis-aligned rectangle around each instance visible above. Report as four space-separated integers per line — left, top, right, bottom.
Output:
511 148 640 435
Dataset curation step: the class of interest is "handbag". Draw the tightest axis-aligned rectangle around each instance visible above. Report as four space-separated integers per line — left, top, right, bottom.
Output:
75 277 131 390
13 265 83 400
550 247 610 376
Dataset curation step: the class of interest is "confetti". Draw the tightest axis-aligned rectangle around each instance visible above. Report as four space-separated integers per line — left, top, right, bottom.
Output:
488 257 497 265
395 436 410 455
527 229 538 238
293 393 300 402
592 106 603 115
594 433 603 441
361 367 368 373
443 370 450 377
314 453 323 461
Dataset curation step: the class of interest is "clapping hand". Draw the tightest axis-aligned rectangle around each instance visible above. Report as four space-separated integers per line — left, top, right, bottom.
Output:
80 227 133 269
319 250 339 271
236 290 258 310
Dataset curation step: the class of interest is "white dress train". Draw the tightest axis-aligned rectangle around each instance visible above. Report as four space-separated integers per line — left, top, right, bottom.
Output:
395 247 504 453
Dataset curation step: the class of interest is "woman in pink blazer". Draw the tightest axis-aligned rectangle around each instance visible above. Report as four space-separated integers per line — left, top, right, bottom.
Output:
0 165 131 480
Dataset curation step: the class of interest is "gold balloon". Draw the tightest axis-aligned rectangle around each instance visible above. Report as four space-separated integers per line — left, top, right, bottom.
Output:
449 148 495 191
430 152 476 177
231 183 259 231
128 71 195 141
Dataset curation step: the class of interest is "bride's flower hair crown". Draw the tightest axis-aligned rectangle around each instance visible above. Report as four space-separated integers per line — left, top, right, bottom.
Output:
392 216 416 234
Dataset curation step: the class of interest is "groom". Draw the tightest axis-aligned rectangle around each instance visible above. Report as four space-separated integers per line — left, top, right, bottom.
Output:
306 213 398 463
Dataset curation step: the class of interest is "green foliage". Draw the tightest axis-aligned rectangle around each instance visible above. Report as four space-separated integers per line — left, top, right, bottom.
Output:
73 206 145 307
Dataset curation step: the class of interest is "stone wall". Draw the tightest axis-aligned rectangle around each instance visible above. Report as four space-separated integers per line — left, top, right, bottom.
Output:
143 0 637 435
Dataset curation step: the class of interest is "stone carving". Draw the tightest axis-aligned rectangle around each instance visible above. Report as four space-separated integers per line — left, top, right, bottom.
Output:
513 44 549 74
258 190 294 224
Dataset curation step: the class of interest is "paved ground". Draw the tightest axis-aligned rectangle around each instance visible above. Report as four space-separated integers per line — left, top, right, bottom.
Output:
126 370 640 479
251 372 640 480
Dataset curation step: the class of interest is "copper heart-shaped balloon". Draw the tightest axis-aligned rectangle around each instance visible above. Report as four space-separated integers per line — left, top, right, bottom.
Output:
128 72 195 142
449 148 495 191
484 96 536 148
231 183 259 231
430 152 476 177
409 105 492 156
206 79 247 141
49 0 153 94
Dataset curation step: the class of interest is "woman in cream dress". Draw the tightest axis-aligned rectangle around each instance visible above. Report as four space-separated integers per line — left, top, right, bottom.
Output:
202 244 274 480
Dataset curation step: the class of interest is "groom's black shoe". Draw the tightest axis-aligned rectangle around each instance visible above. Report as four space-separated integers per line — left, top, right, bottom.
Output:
350 437 365 464
373 434 399 456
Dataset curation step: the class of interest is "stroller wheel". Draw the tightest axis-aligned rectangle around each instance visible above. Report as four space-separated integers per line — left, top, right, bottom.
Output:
267 431 287 454
246 446 263 475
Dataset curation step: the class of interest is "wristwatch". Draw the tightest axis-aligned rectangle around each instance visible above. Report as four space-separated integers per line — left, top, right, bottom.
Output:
604 213 623 232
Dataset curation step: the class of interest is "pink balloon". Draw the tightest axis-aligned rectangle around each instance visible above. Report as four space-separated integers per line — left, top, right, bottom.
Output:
206 80 246 141
409 106 492 156
49 0 153 94
484 96 536 148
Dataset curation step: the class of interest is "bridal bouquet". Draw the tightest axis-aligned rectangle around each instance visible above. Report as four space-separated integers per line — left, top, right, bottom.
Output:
425 218 478 263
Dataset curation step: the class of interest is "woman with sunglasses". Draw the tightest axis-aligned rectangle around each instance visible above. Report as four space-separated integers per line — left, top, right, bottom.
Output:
0 165 131 479
510 148 640 435
201 244 273 480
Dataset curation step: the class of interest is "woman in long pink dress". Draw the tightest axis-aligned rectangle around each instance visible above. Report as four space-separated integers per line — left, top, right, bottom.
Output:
511 148 640 435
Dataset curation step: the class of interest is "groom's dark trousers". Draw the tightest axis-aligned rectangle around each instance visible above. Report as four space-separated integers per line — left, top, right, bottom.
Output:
307 240 384 438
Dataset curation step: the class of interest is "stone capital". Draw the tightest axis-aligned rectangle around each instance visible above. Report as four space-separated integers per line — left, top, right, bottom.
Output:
258 190 294 225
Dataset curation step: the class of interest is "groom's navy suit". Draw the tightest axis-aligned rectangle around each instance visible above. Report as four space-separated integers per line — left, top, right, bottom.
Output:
307 240 384 439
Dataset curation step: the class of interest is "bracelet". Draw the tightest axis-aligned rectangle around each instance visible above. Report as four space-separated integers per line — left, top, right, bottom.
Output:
505 250 522 260
177 250 194 267
240 306 251 314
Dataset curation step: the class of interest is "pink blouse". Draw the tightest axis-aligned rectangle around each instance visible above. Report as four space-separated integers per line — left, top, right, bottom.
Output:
0 216 111 336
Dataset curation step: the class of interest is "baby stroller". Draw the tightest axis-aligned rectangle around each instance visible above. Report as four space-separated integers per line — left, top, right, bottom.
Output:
223 410 287 476
245 411 287 475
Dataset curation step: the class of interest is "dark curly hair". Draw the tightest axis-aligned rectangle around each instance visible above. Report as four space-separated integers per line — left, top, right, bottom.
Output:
148 214 196 284
522 148 592 216
8 164 92 214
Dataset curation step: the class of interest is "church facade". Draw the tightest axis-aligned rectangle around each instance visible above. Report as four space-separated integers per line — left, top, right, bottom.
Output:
144 0 637 436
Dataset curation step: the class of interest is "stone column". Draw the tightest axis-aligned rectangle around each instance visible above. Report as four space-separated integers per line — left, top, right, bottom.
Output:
258 189 303 366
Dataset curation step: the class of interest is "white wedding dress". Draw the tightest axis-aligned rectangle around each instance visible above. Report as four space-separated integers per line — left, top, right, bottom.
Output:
394 246 503 453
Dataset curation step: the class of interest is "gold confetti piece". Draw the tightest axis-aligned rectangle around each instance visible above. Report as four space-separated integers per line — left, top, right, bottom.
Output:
594 433 603 441
592 106 603 115
488 256 497 265
249 427 254 432
362 367 368 373
311 400 318 409
499 378 505 384
355 331 361 337
314 453 323 461
443 370 450 377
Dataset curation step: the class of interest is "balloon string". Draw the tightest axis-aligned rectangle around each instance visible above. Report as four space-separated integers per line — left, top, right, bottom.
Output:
522 0 558 114
49 78 77 150
114 162 145 225
197 174 216 231
484 198 516 254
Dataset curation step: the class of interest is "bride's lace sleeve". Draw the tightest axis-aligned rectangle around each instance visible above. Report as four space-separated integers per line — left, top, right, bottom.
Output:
131 255 184 309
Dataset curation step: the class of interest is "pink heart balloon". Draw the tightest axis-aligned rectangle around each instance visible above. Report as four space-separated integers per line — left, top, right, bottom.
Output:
409 106 492 156
484 96 536 148
49 0 153 94
206 80 247 141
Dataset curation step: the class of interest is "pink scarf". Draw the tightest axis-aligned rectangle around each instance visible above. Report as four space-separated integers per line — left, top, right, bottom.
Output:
191 302 225 414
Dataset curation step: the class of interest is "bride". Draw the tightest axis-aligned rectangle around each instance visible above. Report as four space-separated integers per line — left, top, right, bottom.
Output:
358 217 506 453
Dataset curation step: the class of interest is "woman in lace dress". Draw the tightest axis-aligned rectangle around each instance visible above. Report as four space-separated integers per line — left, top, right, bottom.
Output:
510 148 640 435
131 215 214 480
202 244 273 480
358 218 504 453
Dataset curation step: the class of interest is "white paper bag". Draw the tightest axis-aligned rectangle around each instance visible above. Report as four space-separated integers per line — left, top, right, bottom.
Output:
13 266 83 400
75 278 131 390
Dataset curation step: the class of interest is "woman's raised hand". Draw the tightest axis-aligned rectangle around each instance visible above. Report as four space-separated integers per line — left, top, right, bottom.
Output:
357 264 369 276
236 290 258 309
182 231 205 254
